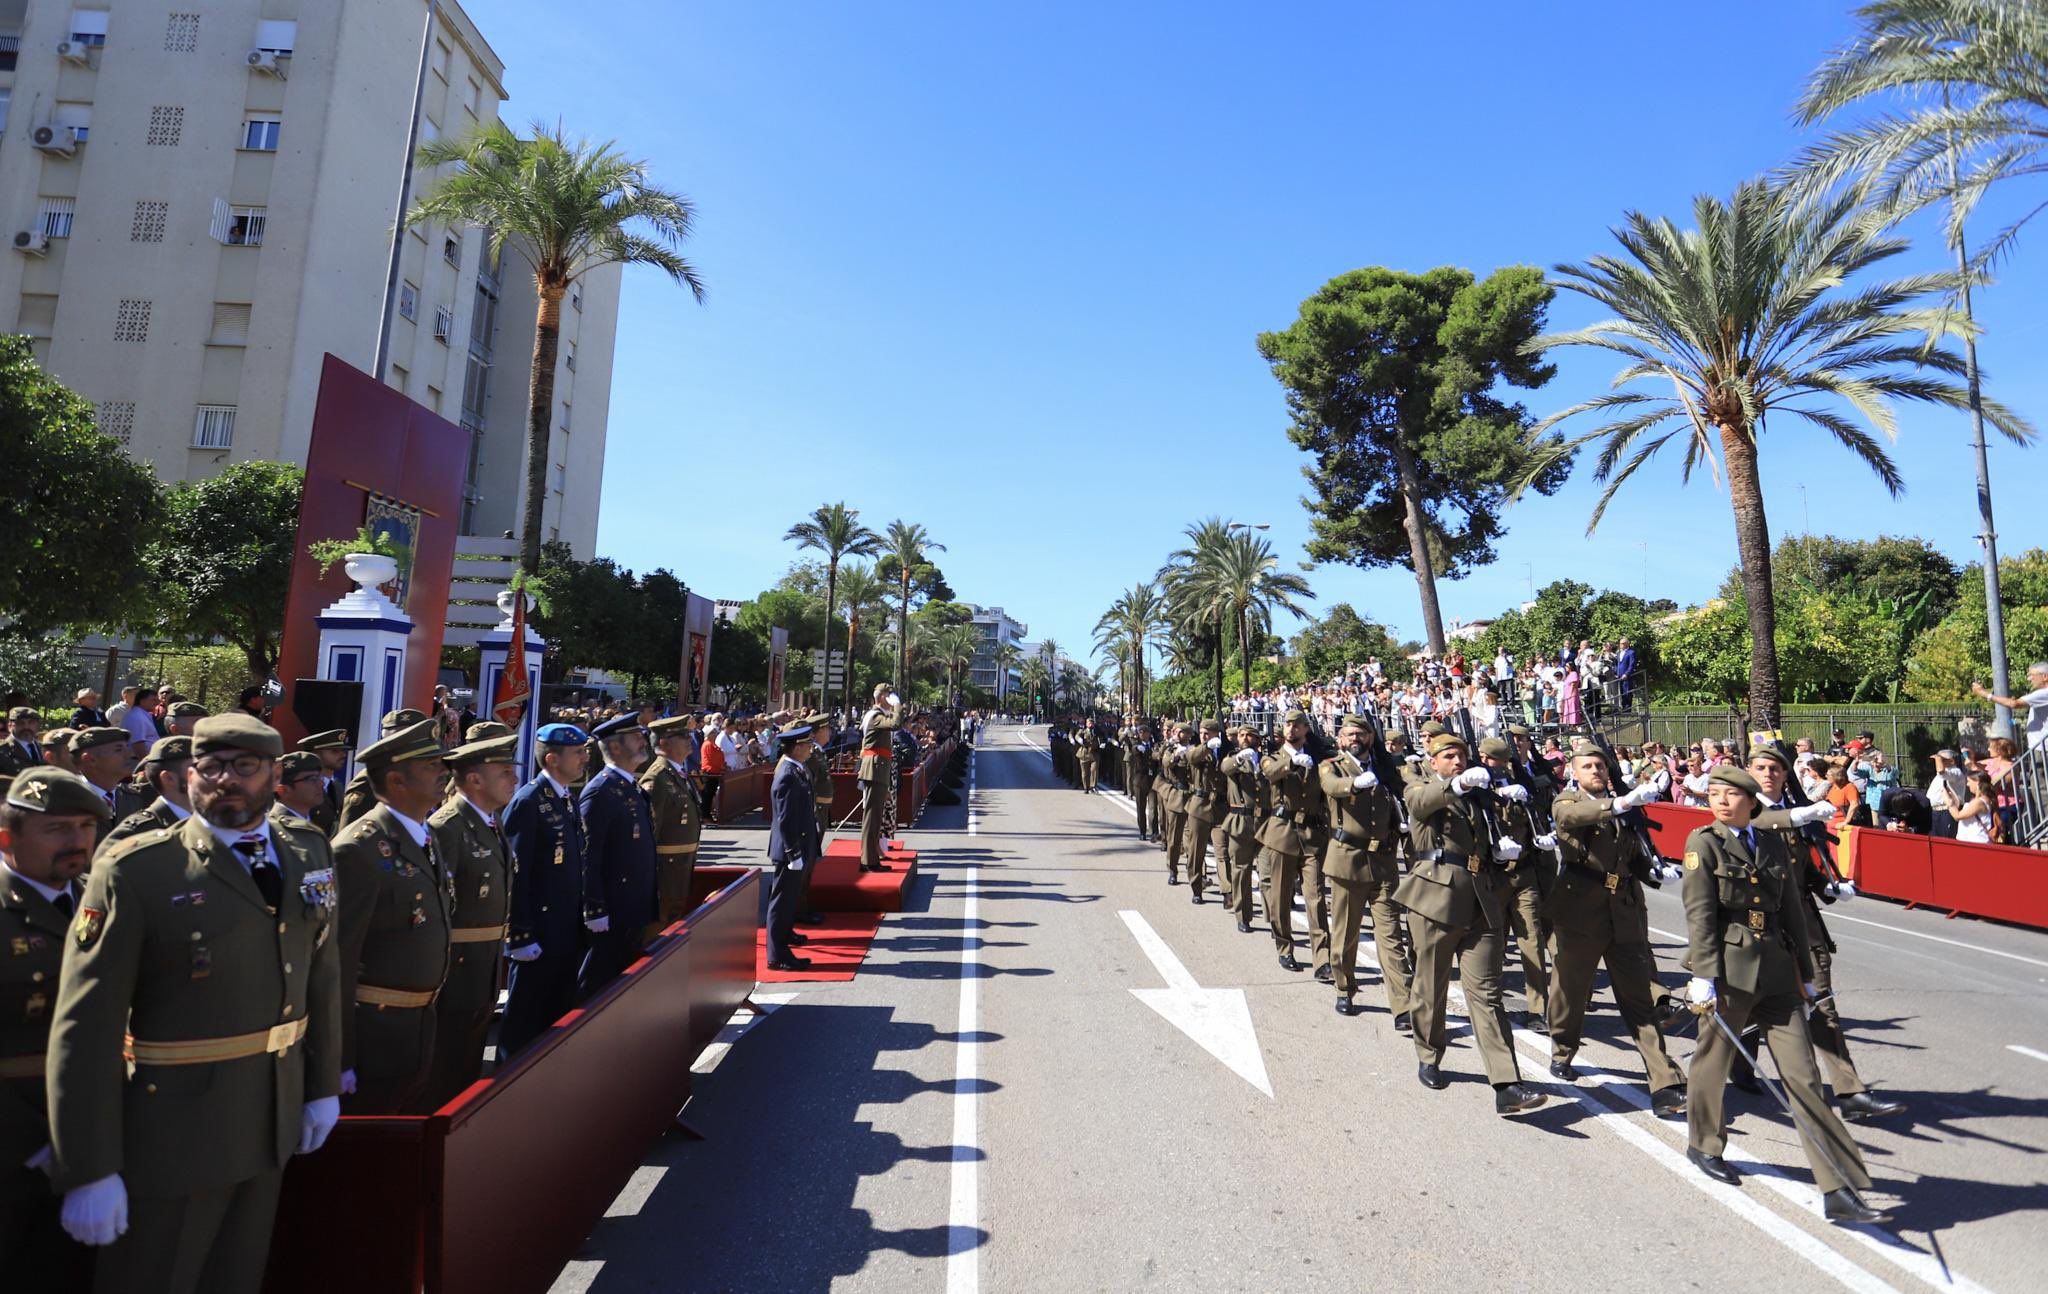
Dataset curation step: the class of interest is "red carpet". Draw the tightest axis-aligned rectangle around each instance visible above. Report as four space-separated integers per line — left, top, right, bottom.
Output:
807 838 919 910
755 910 885 982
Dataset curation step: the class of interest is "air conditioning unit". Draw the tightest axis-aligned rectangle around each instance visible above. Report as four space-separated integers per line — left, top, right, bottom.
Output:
57 40 93 65
247 49 287 78
12 230 49 256
432 310 453 341
30 125 76 156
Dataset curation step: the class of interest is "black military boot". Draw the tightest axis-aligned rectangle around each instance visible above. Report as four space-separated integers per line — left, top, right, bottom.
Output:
1687 1147 1738 1185
1549 1059 1579 1083
1494 1083 1547 1116
1334 993 1355 1016
1652 1086 1688 1118
1824 1188 1892 1226
1837 1092 1906 1122
1417 1062 1448 1090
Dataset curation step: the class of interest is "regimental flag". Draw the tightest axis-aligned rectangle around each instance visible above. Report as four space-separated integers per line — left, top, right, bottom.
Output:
494 596 532 726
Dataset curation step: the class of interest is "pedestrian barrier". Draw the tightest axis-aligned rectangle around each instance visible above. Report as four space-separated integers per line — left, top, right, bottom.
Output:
711 763 772 822
824 737 958 827
263 865 760 1294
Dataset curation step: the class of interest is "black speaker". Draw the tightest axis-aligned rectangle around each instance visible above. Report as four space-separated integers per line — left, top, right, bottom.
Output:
292 680 364 747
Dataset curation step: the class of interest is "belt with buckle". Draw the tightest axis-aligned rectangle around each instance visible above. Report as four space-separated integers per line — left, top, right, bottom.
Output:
125 1018 307 1066
448 924 506 944
356 983 438 1009
655 841 700 856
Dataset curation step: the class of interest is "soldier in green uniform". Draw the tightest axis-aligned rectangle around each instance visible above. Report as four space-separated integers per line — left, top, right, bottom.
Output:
0 707 45 777
1183 719 1224 902
1 769 106 1287
1149 722 1173 854
1159 725 1193 886
99 737 195 853
331 720 453 1115
1256 709 1320 973
1544 747 1687 1117
68 730 140 838
1218 726 1265 934
39 730 78 777
1397 732 1545 1115
857 685 901 873
1075 719 1099 793
1477 737 1551 1030
335 708 429 830
1121 721 1153 840
1680 764 1890 1225
1319 715 1409 1022
161 702 209 739
47 715 341 1294
270 752 329 831
641 715 706 938
424 734 518 1109
295 729 351 837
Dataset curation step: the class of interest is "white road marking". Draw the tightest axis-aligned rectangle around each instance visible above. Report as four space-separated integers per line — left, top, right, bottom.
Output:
1648 925 1685 942
1118 909 1273 1097
2009 1044 2048 1064
967 749 977 836
945 860 982 1294
1822 911 2048 971
603 1166 668 1218
691 991 796 1074
545 1261 604 1294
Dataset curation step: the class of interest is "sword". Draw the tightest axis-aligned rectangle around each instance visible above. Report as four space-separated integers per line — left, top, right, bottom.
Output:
1697 1001 1864 1199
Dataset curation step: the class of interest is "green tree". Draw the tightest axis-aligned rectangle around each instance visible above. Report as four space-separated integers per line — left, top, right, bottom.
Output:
1737 534 1960 621
1288 603 1400 680
1906 548 2048 699
409 121 704 575
991 640 1023 709
1176 527 1314 696
0 632 83 707
145 460 302 680
1018 656 1053 717
783 502 881 717
619 568 687 702
530 542 637 682
1258 266 1565 653
1094 582 1168 714
880 521 945 694
1158 518 1233 718
1523 179 2031 726
833 562 890 708
0 337 162 632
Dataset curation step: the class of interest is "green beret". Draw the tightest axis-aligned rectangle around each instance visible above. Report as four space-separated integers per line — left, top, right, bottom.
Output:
297 728 349 752
357 719 443 768
1707 763 1761 796
1748 741 1794 772
143 736 193 766
41 728 75 752
1478 736 1512 760
6 767 112 820
7 706 36 723
443 733 518 768
1506 723 1532 738
1338 713 1373 732
1427 732 1468 757
1420 720 1448 738
1282 708 1308 725
193 713 284 758
72 727 132 754
380 707 429 735
465 721 516 741
1199 717 1221 734
167 701 210 719
1384 729 1409 746
277 751 324 779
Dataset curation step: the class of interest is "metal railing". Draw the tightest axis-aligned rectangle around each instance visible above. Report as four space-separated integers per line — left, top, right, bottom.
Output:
2011 739 2048 849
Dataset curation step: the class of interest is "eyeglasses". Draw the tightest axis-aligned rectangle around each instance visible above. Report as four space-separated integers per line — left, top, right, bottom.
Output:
193 754 271 780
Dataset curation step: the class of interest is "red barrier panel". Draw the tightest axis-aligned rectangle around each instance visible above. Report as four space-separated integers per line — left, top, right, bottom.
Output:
713 763 772 823
1642 803 1712 859
1926 837 2048 929
1850 828 1935 907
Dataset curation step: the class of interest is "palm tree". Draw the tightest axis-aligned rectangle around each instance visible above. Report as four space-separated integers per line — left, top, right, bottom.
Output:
1094 582 1169 715
834 561 889 713
881 521 945 697
935 624 981 706
409 121 704 575
784 502 882 718
1520 179 2031 726
1096 640 1134 712
1177 530 1314 697
1019 657 1053 718
991 641 1023 710
1159 519 1234 720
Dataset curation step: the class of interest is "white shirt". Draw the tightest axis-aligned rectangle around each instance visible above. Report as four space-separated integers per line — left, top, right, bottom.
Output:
541 771 571 800
379 805 430 850
2022 685 2048 742
458 793 498 830
1 858 74 906
206 817 275 870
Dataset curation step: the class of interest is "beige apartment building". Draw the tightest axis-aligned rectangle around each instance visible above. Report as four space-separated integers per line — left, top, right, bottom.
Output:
0 0 618 557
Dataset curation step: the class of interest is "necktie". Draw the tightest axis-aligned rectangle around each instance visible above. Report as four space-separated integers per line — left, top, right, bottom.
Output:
234 834 282 910
51 890 75 920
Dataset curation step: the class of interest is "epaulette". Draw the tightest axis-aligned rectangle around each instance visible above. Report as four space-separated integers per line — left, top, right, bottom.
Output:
97 822 185 868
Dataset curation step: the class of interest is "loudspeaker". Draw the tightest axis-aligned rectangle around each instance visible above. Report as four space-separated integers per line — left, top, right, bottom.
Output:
292 680 363 747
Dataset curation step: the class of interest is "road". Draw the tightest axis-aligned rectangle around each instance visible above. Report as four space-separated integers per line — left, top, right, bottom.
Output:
547 724 2048 1294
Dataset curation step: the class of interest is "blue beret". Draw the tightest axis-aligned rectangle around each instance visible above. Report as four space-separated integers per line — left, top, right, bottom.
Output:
591 714 641 740
535 723 588 746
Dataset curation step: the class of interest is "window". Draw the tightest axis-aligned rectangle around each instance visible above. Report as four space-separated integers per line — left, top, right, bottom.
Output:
560 400 571 431
0 90 11 133
0 37 18 74
192 405 236 449
570 286 582 312
551 462 566 492
254 19 295 55
565 340 576 372
208 199 265 246
164 12 200 53
130 199 167 242
208 303 250 345
442 234 460 267
426 385 442 413
242 116 280 151
466 77 482 116
37 198 75 239
55 103 91 142
433 305 454 341
390 364 407 392
430 38 449 80
146 105 184 147
68 10 108 46
420 116 438 147
398 281 418 321
96 401 134 445
114 298 152 343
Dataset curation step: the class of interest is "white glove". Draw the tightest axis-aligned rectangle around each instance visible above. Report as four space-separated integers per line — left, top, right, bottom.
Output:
1495 838 1523 862
1207 737 1222 751
1404 754 1423 767
1802 981 1819 1001
1790 801 1837 827
24 1143 52 1175
1352 770 1378 790
61 1174 128 1246
1452 767 1492 794
1615 783 1659 812
508 941 542 962
1495 783 1530 803
1687 977 1716 1005
585 914 610 933
1291 752 1312 769
298 1095 340 1155
1836 881 1856 900
886 693 900 707
1534 832 1558 852
340 1068 357 1095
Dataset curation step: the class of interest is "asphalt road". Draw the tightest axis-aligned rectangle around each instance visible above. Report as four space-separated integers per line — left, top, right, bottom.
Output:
547 723 2048 1294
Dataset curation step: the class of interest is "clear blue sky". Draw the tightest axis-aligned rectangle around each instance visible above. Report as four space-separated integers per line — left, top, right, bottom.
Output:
478 0 2048 666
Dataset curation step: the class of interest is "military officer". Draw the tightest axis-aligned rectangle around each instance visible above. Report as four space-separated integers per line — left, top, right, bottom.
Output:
1478 738 1551 1030
0 707 44 776
1149 722 1174 855
499 725 593 1058
39 731 77 777
641 715 706 939
1397 732 1545 1115
296 729 351 837
1182 719 1226 902
857 685 902 873
47 714 341 1293
1217 726 1266 934
68 730 140 836
270 752 329 831
1121 721 1154 840
1746 743 1906 1123
335 708 429 830
1159 725 1194 886
1680 764 1891 1224
1074 719 1097 793
578 714 658 995
1256 709 1320 973
331 720 453 1115
1 769 106 1288
765 725 823 972
1319 715 1409 1023
1545 747 1688 1117
161 702 209 740
801 712 838 920
100 737 195 851
424 734 517 1109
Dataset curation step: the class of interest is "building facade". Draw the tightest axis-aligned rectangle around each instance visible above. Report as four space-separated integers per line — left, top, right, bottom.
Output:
969 604 1027 700
0 0 616 557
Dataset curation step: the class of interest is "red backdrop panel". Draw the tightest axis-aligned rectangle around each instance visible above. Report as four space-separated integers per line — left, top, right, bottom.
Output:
272 354 466 745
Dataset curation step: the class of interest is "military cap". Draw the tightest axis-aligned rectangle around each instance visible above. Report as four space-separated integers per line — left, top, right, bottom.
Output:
1199 717 1222 734
297 727 349 752
591 713 643 741
193 713 284 758
466 721 515 741
6 705 35 723
1427 732 1468 757
1282 708 1308 725
1747 740 1795 772
167 701 209 719
1233 724 1259 740
1506 723 1533 738
72 727 132 754
1383 729 1409 746
1478 736 1512 760
647 715 694 738
356 719 443 767
1338 713 1374 732
5 767 112 820
775 724 814 747
143 735 193 766
277 750 324 779
535 722 588 746
41 728 75 752
444 733 519 768
1420 720 1448 738
1707 763 1761 797
380 707 429 735
804 711 835 728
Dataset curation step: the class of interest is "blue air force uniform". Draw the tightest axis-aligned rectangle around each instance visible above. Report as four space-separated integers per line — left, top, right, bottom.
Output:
499 745 593 1058
577 752 658 994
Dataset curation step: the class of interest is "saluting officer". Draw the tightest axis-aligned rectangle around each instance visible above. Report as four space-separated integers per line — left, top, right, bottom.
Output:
579 715 658 994
295 729 351 837
99 737 194 852
857 685 902 873
1149 722 1174 855
424 734 517 1109
1680 764 1891 1224
1545 747 1687 1117
1122 721 1154 840
1319 715 1408 1022
331 720 453 1115
1183 719 1225 903
641 715 706 939
1076 720 1099 793
499 724 594 1058
1159 725 1193 886
335 708 429 830
1478 738 1551 1031
47 715 341 1293
1397 732 1545 1115
1256 709 1320 973
1 769 106 1288
1217 726 1266 934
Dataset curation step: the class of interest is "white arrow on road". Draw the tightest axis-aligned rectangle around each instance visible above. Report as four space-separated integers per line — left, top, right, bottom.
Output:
1118 910 1272 1098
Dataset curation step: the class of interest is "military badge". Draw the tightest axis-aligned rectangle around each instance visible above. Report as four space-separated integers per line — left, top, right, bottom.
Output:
9 937 25 956
1684 851 1701 871
75 907 105 947
300 867 336 915
378 838 396 858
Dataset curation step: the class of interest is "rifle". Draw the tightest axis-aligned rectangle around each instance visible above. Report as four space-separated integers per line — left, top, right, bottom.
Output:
1584 729 1661 888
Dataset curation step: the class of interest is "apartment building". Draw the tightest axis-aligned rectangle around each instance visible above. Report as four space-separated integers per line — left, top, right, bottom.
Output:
0 0 617 557
969 604 1027 699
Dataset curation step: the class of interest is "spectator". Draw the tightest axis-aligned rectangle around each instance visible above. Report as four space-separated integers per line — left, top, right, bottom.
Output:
1824 759 1864 825
1679 753 1711 807
1879 784 1932 836
107 684 138 729
1982 736 2019 839
119 685 161 756
235 684 266 718
69 688 107 729
1615 638 1637 711
1973 662 2048 747
698 719 728 817
1796 751 1828 803
1926 749 1966 839
1954 772 1999 845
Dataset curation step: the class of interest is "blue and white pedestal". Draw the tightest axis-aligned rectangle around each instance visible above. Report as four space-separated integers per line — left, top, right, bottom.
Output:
479 591 546 783
315 554 414 760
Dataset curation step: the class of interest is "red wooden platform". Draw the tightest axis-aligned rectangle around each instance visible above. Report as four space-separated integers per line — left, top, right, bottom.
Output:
807 837 918 911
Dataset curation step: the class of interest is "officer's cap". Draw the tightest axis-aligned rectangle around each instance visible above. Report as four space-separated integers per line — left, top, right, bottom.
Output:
193 713 284 759
356 719 443 768
143 736 193 766
297 727 349 752
591 714 641 741
1233 724 1259 740
776 724 814 747
41 728 75 752
802 711 834 729
444 733 519 769
1427 732 1468 757
72 727 132 754
6 706 36 723
277 751 324 779
4 767 111 821
1707 763 1761 797
1338 714 1373 733
1747 741 1794 772
1384 729 1409 746
466 721 515 741
380 707 429 735
1478 736 1512 760
1420 720 1448 738
648 715 694 737
167 701 209 719
1282 708 1308 725
535 723 588 746
1199 717 1221 734
1506 723 1533 738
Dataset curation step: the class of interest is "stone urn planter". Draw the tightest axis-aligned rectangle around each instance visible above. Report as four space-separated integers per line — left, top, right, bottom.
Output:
343 552 400 592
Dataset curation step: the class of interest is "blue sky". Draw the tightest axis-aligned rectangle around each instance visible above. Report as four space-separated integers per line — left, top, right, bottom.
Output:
479 0 2048 665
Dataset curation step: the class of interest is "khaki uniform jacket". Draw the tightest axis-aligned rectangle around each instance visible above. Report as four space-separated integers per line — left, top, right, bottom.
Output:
1754 804 1835 953
1547 788 1649 940
858 706 900 784
1318 753 1400 883
426 797 510 1016
1220 747 1266 842
337 767 376 830
1395 776 1503 930
46 815 341 1194
332 805 452 1071
805 747 836 821
1679 822 1816 995
1185 743 1223 825
1160 744 1191 815
310 777 341 837
642 755 705 853
1256 749 1322 856
1 867 70 1198
100 796 188 853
